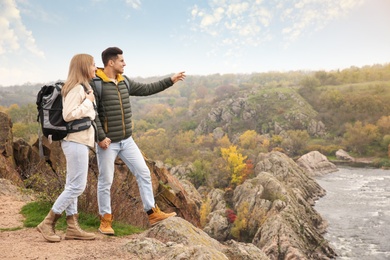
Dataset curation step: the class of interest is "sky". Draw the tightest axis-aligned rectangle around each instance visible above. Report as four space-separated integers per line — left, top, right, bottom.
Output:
1 0 390 87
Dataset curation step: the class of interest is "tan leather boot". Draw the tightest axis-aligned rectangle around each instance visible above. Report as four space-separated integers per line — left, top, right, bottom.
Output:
36 210 62 242
65 214 96 240
148 205 177 226
99 213 115 235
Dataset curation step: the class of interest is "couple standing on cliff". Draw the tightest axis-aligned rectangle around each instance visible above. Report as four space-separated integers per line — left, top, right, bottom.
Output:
37 47 186 242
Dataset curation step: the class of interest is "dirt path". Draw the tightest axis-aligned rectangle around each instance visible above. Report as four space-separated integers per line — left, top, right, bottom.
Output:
0 179 138 260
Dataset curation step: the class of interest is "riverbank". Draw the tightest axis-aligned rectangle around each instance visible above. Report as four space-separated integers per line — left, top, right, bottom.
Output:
330 156 390 169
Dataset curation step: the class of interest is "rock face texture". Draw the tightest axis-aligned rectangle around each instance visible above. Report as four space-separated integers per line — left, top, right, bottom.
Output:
2 113 200 229
1 112 336 259
297 151 339 176
203 151 336 259
0 112 24 186
195 91 327 138
129 217 270 259
26 139 201 228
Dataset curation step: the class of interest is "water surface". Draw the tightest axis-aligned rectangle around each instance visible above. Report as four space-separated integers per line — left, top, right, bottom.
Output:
315 167 390 260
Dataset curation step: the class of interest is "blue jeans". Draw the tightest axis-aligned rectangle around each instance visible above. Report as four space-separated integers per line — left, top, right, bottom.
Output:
97 136 155 215
52 141 89 216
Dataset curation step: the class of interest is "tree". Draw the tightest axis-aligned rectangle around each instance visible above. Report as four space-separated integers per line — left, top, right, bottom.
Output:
195 133 215 151
343 121 380 155
270 135 283 150
136 128 168 160
231 202 250 242
189 160 210 188
377 116 390 135
281 130 310 156
238 130 258 150
216 135 231 149
320 89 344 109
241 159 255 182
143 103 172 124
300 76 320 90
221 146 247 187
168 130 195 163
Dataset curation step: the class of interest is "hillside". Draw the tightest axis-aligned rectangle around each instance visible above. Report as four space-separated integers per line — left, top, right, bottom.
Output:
1 64 390 165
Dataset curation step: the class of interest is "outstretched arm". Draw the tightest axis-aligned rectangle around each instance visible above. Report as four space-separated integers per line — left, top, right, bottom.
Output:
171 71 186 84
127 71 186 96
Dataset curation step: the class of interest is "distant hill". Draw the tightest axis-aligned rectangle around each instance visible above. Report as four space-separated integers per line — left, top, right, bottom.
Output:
2 64 390 144
0 82 48 107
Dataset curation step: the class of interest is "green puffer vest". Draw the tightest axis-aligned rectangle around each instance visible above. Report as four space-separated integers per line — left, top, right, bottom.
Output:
91 70 173 143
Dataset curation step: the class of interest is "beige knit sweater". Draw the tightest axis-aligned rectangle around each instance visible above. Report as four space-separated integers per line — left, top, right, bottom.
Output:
62 84 96 148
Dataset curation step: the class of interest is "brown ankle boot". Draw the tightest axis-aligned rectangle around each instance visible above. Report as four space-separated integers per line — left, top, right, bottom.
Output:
148 205 177 226
99 213 115 235
65 214 96 240
36 210 62 242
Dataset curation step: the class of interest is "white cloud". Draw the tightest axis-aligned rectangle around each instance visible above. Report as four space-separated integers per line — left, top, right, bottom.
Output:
0 0 44 57
125 0 141 9
226 2 249 17
280 0 365 45
190 0 367 51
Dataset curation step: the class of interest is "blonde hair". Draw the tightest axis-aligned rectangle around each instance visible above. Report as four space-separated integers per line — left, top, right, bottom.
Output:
62 54 94 97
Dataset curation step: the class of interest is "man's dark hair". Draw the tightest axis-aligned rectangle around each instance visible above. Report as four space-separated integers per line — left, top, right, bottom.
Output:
101 47 123 66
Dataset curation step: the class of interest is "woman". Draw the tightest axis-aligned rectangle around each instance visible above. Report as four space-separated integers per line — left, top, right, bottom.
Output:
37 54 97 242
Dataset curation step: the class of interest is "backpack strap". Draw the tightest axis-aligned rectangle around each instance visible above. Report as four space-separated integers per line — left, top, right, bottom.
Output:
92 77 103 100
123 75 131 94
92 76 130 100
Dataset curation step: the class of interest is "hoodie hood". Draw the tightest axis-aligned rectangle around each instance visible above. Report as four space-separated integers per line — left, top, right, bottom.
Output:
96 68 125 83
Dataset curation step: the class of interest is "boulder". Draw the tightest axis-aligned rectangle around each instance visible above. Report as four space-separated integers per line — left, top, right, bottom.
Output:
335 149 355 162
129 217 270 259
296 151 338 176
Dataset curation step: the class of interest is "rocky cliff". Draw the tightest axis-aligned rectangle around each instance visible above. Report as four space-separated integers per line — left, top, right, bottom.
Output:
0 112 337 259
195 88 327 138
201 151 336 259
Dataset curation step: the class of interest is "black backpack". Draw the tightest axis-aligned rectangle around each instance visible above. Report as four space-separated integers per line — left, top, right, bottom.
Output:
36 82 92 143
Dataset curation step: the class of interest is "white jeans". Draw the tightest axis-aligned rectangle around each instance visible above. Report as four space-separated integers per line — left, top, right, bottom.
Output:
52 141 89 216
97 136 155 215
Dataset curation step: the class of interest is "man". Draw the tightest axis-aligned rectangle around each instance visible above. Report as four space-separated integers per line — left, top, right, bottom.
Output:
92 47 185 235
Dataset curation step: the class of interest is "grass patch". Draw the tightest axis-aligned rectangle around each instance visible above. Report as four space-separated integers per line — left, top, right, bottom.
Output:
373 158 390 169
0 227 23 232
21 201 144 236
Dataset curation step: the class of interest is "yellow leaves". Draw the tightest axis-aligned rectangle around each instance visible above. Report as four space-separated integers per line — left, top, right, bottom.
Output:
231 202 249 241
238 130 271 153
217 134 231 148
200 198 211 228
238 130 257 149
221 145 247 187
0 105 8 113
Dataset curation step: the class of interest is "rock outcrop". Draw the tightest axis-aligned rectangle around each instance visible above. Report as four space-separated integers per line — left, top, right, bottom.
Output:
0 112 24 186
202 151 336 259
2 122 200 229
127 217 270 259
195 90 326 137
297 151 338 176
1 112 337 259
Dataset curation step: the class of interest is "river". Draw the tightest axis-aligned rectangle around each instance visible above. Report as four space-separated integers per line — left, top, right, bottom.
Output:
314 166 390 260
